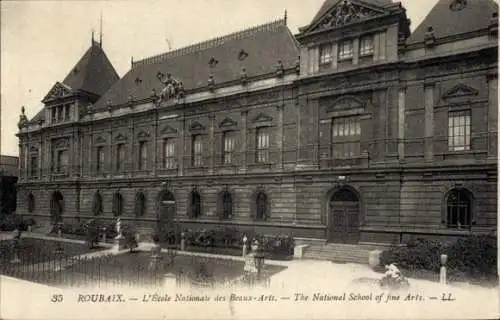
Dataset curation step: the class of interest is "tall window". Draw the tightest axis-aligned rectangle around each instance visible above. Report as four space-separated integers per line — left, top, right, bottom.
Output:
331 116 361 159
338 40 353 60
189 190 201 219
359 35 374 56
96 146 105 173
92 191 103 216
256 127 270 163
256 191 268 221
446 189 472 229
222 131 235 165
139 141 148 170
192 135 203 167
57 105 64 122
219 190 233 220
135 192 146 217
51 108 57 123
64 104 71 121
30 156 38 177
163 139 176 169
56 150 68 173
112 192 124 217
448 110 471 151
319 44 332 66
27 193 35 213
116 144 125 171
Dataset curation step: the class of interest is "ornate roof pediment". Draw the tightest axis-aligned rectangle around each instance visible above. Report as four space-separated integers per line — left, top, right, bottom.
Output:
219 117 238 128
189 121 206 132
252 113 273 124
309 0 386 33
442 84 479 100
160 125 178 135
42 82 73 103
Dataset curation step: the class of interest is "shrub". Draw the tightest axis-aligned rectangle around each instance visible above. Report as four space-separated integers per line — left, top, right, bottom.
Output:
123 225 138 252
85 220 100 249
262 234 295 260
379 235 498 284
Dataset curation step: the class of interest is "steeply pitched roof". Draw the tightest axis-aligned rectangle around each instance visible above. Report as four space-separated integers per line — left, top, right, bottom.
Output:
30 41 119 122
305 0 394 31
95 19 299 110
407 0 498 44
62 41 119 96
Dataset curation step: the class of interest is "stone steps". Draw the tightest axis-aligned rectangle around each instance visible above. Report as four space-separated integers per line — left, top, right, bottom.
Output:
302 242 383 265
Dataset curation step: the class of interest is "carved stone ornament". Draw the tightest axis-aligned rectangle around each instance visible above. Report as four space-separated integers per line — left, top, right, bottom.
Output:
208 74 216 92
156 72 185 104
17 106 29 129
449 0 467 11
42 82 72 103
240 67 248 85
275 60 285 78
160 125 177 135
313 0 383 31
86 104 94 115
219 117 237 128
442 84 479 100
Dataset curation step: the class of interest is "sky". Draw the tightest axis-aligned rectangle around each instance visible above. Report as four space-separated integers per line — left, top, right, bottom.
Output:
1 0 442 156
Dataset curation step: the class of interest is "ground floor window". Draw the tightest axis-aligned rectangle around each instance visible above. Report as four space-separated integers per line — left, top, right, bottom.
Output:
27 193 35 213
446 188 472 229
189 190 201 219
255 191 268 221
112 192 124 217
92 191 103 216
135 191 146 217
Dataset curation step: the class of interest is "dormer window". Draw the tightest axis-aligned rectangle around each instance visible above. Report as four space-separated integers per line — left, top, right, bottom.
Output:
319 44 332 66
51 104 72 124
338 40 353 60
359 35 374 56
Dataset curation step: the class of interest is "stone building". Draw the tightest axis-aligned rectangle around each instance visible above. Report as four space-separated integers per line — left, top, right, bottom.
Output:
16 0 498 244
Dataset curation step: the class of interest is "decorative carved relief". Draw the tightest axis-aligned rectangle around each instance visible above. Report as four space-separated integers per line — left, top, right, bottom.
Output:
160 125 178 135
54 138 69 149
219 117 237 128
137 130 151 139
29 146 39 153
189 121 206 132
156 72 185 103
95 136 106 144
325 95 365 113
252 113 273 124
442 84 479 100
114 133 127 142
312 0 384 31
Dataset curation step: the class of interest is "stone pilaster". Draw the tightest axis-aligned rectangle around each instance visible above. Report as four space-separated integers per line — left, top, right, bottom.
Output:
277 104 284 170
398 88 406 161
208 114 215 175
153 111 158 176
487 74 498 159
424 84 435 162
178 117 185 176
240 110 248 173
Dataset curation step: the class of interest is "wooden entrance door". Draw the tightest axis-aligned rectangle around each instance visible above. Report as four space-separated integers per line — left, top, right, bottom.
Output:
329 189 360 244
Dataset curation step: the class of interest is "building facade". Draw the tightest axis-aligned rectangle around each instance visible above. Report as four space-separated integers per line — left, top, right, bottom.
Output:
16 0 498 244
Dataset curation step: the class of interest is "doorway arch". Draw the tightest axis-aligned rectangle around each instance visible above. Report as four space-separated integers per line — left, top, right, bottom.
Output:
327 186 361 244
50 191 64 224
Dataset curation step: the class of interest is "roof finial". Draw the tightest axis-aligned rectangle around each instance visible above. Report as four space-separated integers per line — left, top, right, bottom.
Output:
284 9 288 26
91 29 95 46
99 11 103 47
131 56 134 68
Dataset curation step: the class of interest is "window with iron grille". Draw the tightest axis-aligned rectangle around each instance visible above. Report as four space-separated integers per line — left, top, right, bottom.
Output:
319 44 332 66
446 189 472 229
256 127 270 163
92 191 103 216
256 191 268 221
331 116 361 159
112 192 124 217
96 146 105 173
116 143 125 172
448 110 471 151
222 131 235 165
163 139 176 169
139 141 148 170
30 156 38 177
135 192 146 217
359 35 374 56
338 40 353 60
192 135 203 167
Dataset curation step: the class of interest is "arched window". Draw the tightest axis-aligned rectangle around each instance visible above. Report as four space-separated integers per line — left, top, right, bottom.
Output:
135 191 146 217
92 191 103 216
112 192 124 217
446 188 472 229
188 190 201 219
218 189 233 220
256 191 268 221
27 193 35 213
